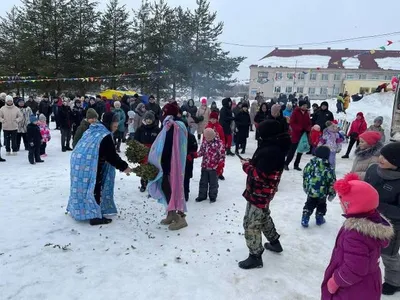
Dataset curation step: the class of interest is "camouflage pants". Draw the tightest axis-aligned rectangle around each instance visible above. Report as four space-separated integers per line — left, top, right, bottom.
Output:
243 202 280 255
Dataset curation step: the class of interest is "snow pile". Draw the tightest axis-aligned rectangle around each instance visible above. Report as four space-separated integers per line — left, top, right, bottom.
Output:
342 57 360 69
260 55 331 69
375 57 400 71
313 92 395 139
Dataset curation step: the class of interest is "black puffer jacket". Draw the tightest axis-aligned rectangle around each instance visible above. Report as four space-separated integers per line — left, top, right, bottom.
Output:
27 123 42 147
365 164 400 229
234 110 251 143
186 99 198 120
219 98 234 135
314 102 334 130
134 122 160 147
254 103 269 139
58 105 72 129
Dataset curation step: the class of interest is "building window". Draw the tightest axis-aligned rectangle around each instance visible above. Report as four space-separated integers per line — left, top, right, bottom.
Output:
320 87 328 95
297 87 304 94
309 87 316 95
310 73 317 81
321 74 329 81
371 74 381 80
334 73 341 81
287 73 294 80
385 74 395 80
346 74 354 79
258 71 269 78
285 86 293 93
358 74 367 80
333 87 340 95
274 86 281 93
275 72 283 80
297 73 305 80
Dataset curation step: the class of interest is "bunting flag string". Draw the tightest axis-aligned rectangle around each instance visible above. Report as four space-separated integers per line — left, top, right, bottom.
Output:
0 70 168 85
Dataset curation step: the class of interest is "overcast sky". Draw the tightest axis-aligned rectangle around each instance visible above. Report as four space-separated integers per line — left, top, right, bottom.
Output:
2 0 400 79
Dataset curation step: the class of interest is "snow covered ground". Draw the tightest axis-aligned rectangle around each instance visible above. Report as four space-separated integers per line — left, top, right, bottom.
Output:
0 94 395 300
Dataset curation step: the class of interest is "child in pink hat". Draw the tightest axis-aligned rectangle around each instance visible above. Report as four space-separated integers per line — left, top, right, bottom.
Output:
321 173 394 299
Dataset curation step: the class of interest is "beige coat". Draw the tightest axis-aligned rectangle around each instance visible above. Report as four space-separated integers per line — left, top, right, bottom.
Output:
0 103 23 131
350 144 382 180
196 105 210 134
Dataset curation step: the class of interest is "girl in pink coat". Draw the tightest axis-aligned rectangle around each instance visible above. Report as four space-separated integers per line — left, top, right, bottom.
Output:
321 173 393 299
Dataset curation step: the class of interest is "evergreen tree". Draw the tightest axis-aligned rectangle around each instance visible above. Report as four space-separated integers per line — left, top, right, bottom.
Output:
97 0 131 76
0 6 24 75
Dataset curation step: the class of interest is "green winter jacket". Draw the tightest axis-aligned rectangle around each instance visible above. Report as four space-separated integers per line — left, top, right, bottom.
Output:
337 96 344 103
113 108 126 133
303 157 336 199
72 119 90 148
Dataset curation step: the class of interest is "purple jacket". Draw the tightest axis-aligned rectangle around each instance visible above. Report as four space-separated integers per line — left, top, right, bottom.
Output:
321 214 393 300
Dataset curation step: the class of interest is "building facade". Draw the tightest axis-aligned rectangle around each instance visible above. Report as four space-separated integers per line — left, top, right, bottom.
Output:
249 48 400 100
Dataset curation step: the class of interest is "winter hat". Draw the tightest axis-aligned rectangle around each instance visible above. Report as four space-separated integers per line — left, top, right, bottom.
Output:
334 173 379 214
114 101 121 108
380 142 400 168
359 131 382 146
128 111 135 118
315 146 330 160
102 112 119 131
286 102 293 109
30 115 38 123
298 99 307 107
0 92 6 99
374 116 383 125
320 101 329 108
242 103 249 109
203 128 216 140
133 94 139 99
163 102 179 117
17 98 24 104
325 120 338 128
271 104 281 116
39 114 46 121
86 108 98 120
149 95 155 100
5 95 13 103
312 124 321 131
143 111 155 123
210 111 219 120
258 120 283 140
356 112 364 118
201 97 207 105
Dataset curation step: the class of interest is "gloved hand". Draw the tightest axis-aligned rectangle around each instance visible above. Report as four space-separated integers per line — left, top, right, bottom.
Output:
327 276 339 294
328 195 335 202
187 154 194 162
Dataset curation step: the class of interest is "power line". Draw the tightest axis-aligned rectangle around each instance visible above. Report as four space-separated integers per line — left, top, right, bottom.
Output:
220 31 400 48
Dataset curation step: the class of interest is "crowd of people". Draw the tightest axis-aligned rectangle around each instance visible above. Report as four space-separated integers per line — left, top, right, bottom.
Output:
1 90 400 298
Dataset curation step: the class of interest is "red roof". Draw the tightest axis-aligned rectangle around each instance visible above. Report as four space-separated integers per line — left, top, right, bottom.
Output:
260 48 400 70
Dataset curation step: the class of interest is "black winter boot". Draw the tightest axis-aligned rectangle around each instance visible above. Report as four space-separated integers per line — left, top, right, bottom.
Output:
238 253 263 269
89 218 112 226
226 148 235 156
382 282 400 295
264 240 283 253
218 175 225 180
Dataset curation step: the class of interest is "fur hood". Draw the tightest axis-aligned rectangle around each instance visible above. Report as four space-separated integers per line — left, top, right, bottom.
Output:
344 215 394 241
354 141 383 159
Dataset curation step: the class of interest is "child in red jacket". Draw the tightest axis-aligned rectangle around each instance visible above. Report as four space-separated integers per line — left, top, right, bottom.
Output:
206 111 226 180
195 128 225 203
342 112 367 158
310 124 322 155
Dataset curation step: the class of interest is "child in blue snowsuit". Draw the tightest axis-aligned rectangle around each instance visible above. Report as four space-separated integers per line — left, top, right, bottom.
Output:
302 146 336 227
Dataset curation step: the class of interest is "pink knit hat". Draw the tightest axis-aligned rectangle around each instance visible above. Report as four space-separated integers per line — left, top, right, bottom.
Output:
201 97 207 105
334 173 379 214
359 131 382 146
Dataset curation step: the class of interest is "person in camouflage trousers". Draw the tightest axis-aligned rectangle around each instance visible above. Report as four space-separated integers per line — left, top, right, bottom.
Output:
238 120 291 270
301 146 336 228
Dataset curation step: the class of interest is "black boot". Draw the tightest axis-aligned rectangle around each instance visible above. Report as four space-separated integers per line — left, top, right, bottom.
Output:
0 157 5 162
342 154 349 159
284 165 289 171
89 218 112 226
218 175 225 180
226 149 235 156
264 240 283 253
66 146 73 151
382 282 400 295
238 253 263 269
195 197 207 202
294 166 302 171
62 147 66 152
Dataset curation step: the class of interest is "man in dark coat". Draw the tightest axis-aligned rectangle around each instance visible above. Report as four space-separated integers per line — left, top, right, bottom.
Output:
130 94 141 112
59 100 73 152
95 95 106 119
284 100 311 171
145 95 162 124
39 96 52 124
234 103 251 154
71 100 85 137
26 96 39 115
314 101 334 131
219 97 235 156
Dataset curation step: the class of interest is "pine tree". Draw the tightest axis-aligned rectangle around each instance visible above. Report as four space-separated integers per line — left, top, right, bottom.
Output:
0 6 24 75
97 0 131 78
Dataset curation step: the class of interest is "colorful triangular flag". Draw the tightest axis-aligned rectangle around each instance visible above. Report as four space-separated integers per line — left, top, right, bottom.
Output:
387 40 393 46
380 46 386 51
370 49 376 54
